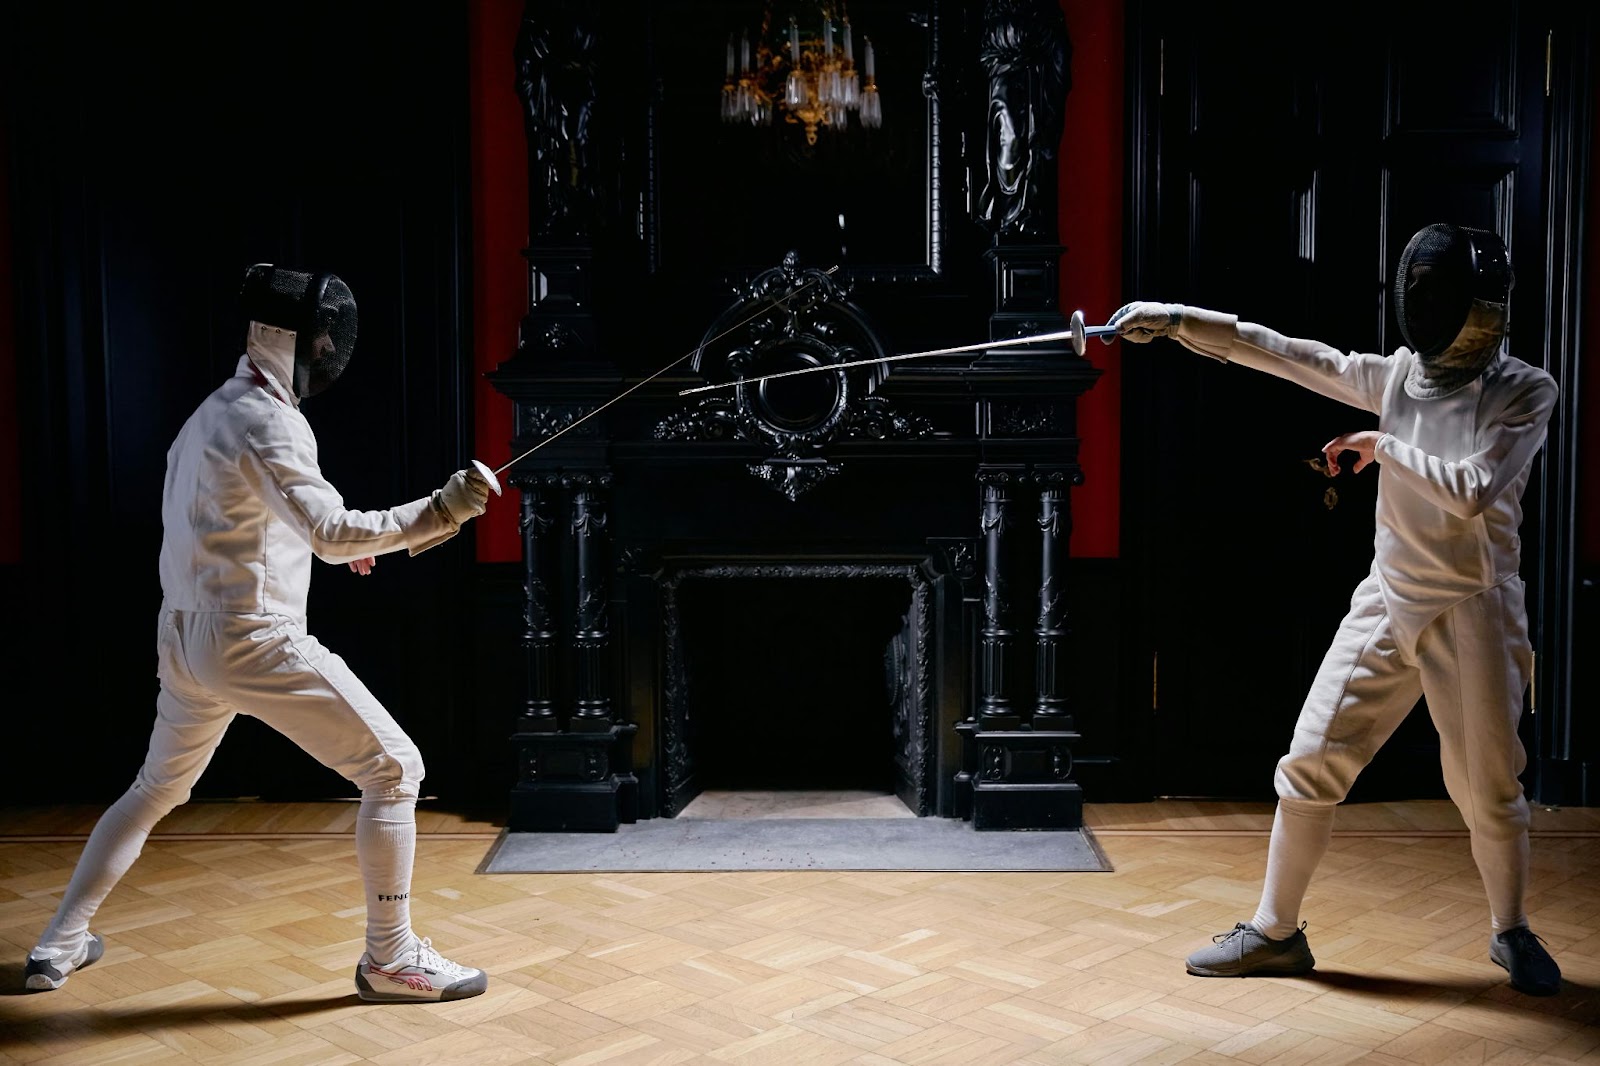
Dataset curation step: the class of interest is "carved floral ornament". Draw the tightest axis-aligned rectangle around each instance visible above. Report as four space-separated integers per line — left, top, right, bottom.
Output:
654 252 930 499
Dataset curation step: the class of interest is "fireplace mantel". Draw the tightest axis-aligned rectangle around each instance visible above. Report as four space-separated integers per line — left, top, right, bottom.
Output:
488 250 1098 831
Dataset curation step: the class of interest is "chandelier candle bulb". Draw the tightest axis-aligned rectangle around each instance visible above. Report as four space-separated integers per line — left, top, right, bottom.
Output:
789 16 800 62
726 35 735 78
842 20 858 108
864 39 874 77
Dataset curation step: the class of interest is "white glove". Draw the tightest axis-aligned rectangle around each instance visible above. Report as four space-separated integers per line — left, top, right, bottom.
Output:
1108 301 1184 342
434 467 490 526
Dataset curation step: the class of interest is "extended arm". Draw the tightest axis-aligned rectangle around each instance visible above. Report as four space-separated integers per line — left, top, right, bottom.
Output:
242 413 489 562
1110 301 1390 415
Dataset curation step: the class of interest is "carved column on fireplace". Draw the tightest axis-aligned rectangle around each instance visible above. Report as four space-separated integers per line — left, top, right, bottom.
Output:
569 472 613 730
958 457 1086 830
977 467 1023 731
1033 466 1073 725
495 423 642 832
506 465 638 832
517 473 561 733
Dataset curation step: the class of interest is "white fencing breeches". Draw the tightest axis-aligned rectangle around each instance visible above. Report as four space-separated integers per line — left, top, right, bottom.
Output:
36 609 424 959
142 610 426 802
1252 571 1532 939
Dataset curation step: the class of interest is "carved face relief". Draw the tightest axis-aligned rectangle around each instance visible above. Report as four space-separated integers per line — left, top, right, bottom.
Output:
989 95 1025 196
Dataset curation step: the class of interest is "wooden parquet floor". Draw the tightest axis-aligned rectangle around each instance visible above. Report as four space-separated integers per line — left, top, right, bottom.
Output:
0 799 1596 1065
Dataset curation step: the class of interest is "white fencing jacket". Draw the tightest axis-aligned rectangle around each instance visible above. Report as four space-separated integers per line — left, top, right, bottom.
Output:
157 324 462 623
1170 308 1558 659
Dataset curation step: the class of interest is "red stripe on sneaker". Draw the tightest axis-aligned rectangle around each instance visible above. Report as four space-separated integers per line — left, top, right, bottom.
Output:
371 966 434 992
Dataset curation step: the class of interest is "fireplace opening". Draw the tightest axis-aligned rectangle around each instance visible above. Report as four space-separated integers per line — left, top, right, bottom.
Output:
677 575 916 794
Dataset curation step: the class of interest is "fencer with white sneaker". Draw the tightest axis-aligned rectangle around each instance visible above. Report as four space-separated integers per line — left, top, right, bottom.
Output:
24 265 493 1002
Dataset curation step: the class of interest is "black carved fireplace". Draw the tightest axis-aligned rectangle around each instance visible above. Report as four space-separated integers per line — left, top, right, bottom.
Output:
494 0 1093 832
491 255 1098 831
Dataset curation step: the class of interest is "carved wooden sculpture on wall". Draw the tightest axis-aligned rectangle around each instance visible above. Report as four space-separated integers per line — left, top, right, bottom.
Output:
515 0 604 238
974 0 1072 238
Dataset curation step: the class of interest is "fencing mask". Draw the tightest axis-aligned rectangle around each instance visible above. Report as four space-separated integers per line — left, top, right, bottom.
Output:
239 264 358 399
1393 223 1512 398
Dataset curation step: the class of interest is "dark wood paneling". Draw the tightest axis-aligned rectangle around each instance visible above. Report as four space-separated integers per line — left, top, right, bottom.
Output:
1124 0 1587 801
3 2 479 804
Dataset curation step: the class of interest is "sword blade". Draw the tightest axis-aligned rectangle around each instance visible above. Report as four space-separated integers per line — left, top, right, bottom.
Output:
676 324 1114 397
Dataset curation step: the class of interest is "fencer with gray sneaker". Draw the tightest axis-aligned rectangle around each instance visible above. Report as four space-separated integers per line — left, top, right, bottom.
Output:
1184 923 1313 979
1112 222 1562 997
24 265 493 1002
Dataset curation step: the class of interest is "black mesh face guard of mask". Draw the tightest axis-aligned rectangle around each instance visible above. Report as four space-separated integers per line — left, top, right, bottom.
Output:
296 273 356 398
1393 223 1513 360
238 264 358 398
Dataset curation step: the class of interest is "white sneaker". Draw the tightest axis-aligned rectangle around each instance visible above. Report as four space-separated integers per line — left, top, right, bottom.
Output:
25 933 106 991
354 937 488 1002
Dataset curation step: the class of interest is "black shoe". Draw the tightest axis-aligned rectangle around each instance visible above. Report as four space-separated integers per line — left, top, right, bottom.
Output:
1490 927 1561 996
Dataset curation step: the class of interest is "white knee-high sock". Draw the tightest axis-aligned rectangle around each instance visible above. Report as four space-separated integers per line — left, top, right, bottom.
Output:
1471 830 1530 934
356 796 417 964
35 787 168 954
1251 798 1336 940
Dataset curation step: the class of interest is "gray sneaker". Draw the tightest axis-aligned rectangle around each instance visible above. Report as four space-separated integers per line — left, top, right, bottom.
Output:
1186 922 1314 977
24 933 105 991
1490 926 1561 996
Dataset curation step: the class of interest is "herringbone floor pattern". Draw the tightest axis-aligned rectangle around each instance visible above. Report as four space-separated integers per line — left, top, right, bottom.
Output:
0 799 1596 1064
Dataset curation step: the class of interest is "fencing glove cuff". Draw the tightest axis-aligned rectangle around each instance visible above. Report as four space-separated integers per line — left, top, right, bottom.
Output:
435 468 490 526
1110 302 1237 363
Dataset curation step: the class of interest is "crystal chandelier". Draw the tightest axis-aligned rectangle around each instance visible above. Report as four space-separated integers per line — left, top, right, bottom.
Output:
721 5 883 146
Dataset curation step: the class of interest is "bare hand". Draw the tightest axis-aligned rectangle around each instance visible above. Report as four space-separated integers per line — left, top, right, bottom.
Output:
348 556 376 576
1322 431 1382 476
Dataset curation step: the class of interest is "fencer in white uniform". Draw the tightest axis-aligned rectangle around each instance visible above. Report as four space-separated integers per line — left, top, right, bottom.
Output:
25 265 496 1002
1110 223 1562 996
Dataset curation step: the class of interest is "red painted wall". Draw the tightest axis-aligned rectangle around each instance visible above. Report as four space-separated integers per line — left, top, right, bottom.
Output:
1058 0 1123 558
468 0 527 563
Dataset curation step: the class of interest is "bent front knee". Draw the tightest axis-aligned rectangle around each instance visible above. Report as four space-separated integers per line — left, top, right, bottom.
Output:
1274 754 1359 806
1467 793 1530 840
125 781 187 829
354 742 425 798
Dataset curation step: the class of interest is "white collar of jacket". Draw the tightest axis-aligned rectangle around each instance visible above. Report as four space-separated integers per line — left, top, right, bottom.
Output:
245 321 300 408
1403 300 1506 400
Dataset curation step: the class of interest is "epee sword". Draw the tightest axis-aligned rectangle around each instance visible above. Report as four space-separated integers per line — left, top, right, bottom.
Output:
675 308 1117 397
